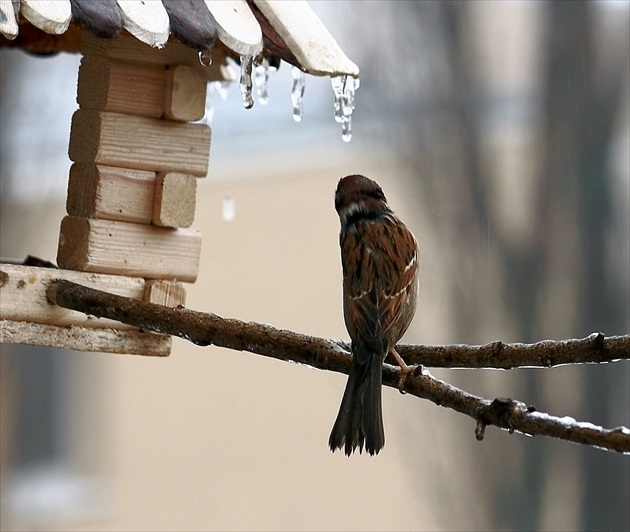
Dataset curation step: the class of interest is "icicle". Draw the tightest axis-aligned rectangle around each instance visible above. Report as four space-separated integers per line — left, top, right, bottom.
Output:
215 80 231 102
202 81 216 125
331 75 359 142
198 50 213 66
254 57 270 105
239 54 254 109
291 66 306 122
341 119 352 142
331 75 345 124
200 80 232 125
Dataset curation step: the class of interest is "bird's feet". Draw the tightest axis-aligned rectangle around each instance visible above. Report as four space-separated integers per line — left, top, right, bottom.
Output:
388 348 414 393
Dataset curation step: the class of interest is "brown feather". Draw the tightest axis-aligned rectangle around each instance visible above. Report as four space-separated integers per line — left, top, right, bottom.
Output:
330 175 419 456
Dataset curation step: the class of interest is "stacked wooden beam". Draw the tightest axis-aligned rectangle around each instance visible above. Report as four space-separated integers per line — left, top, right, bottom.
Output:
1 33 229 355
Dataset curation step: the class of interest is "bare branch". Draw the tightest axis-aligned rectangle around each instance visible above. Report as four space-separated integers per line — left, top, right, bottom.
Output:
396 334 630 369
395 366 630 453
46 280 630 453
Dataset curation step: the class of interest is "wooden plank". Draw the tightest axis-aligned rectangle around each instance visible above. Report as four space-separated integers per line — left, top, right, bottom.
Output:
69 110 211 177
0 320 171 356
57 216 201 282
204 0 263 57
252 0 359 77
144 280 187 307
164 65 207 122
117 0 169 48
81 31 232 80
152 172 197 228
162 0 217 51
81 30 200 66
77 56 166 117
70 0 123 39
248 1 298 67
21 0 72 35
67 164 156 224
0 264 144 329
0 18 82 53
0 0 19 40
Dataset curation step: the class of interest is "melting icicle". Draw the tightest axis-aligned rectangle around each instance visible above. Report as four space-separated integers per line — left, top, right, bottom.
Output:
239 54 254 109
341 120 352 142
201 81 216 125
201 80 233 124
331 76 345 124
254 57 270 105
198 50 213 67
215 80 231 102
331 75 360 142
291 67 306 122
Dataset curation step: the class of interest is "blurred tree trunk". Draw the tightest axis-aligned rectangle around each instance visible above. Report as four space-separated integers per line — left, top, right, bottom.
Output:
543 1 630 529
344 0 628 529
451 1 627 528
442 1 630 530
435 1 628 529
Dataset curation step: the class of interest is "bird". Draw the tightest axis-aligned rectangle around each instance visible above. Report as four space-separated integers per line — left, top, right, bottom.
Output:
329 174 419 456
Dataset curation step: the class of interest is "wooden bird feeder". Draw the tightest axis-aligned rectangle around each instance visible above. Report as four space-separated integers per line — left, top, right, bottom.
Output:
0 0 358 356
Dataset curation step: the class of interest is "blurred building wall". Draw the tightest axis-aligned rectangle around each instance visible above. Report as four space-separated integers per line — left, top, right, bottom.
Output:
1 1 628 531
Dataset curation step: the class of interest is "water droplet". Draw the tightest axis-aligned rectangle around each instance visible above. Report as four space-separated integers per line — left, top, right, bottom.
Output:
222 195 235 221
331 75 359 142
198 50 213 66
254 57 270 106
239 54 254 109
291 67 306 122
341 121 352 143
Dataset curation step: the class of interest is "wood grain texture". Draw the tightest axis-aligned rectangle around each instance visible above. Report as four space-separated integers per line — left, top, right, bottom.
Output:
81 31 232 81
57 216 201 282
162 0 216 51
252 0 359 77
144 280 187 307
67 164 156 223
204 0 262 57
0 0 19 39
69 0 122 39
152 172 197 228
77 55 166 117
69 110 211 176
117 0 169 48
0 320 171 355
81 31 200 65
164 65 207 122
21 0 72 35
0 264 144 329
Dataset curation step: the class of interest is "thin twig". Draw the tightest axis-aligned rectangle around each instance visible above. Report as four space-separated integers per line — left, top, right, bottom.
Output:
46 280 630 454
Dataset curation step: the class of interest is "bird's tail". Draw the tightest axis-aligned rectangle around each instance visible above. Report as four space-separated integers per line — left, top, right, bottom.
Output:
329 348 384 456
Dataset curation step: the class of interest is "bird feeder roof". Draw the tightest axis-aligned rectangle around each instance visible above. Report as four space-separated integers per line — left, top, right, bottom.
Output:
0 0 359 78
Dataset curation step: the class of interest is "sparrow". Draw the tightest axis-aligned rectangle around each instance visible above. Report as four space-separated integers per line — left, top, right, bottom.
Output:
329 174 419 456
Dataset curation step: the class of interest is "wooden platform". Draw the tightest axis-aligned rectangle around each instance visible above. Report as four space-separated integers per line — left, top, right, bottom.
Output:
0 264 177 355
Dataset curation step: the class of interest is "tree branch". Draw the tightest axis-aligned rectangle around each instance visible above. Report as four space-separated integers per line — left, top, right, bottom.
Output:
396 334 630 369
46 280 630 453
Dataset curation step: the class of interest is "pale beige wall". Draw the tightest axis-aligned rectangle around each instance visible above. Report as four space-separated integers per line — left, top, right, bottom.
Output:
52 148 483 532
0 135 501 532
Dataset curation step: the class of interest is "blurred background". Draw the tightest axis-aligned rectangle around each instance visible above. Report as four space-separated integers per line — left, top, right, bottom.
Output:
1 1 628 531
